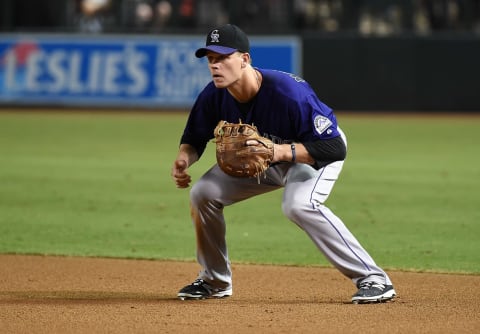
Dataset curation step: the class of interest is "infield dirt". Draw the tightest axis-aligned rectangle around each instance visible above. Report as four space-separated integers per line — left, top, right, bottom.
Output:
0 255 478 334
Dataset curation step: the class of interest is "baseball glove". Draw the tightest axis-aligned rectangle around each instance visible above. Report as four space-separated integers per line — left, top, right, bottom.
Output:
214 120 274 179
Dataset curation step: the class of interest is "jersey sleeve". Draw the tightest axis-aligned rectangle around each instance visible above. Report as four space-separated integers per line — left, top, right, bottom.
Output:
180 85 219 158
307 94 340 140
289 93 340 143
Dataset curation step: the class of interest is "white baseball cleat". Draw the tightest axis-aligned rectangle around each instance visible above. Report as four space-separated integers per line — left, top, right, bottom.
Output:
177 279 232 300
351 282 396 304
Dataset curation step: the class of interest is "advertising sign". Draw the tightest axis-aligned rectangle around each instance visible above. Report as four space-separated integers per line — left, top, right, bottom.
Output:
0 34 301 109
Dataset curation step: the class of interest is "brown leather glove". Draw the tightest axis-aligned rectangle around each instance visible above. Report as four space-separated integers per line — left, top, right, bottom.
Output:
214 120 274 178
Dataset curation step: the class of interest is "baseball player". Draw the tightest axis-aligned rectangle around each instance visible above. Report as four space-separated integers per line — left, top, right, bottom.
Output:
171 24 396 304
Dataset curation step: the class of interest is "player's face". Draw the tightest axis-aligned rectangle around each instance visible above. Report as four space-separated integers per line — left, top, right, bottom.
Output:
206 51 243 88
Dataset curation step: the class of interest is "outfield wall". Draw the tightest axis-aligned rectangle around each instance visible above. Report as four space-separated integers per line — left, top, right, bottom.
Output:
303 34 480 111
1 33 479 111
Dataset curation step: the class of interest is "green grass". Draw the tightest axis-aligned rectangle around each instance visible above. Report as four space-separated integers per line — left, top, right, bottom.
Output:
0 110 479 274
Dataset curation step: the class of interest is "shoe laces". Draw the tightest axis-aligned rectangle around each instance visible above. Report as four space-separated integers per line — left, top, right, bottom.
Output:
191 279 217 294
359 281 386 290
192 279 206 286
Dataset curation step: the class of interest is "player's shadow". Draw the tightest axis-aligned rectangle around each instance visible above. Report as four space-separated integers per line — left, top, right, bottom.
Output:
1 291 363 305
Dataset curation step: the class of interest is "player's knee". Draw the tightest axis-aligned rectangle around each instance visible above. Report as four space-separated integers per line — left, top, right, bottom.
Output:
190 181 207 207
190 178 220 208
282 197 305 223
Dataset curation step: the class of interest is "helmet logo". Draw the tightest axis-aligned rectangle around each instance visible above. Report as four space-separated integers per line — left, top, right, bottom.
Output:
210 30 220 43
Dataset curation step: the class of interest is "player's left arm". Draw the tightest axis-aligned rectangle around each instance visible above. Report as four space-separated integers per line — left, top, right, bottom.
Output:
273 136 346 168
273 142 314 164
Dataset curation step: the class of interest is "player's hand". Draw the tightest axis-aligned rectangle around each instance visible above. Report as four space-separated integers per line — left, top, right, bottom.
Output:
247 140 280 163
171 159 191 188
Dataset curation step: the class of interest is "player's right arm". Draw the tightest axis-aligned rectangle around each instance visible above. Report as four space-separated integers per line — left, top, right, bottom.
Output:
172 83 219 188
171 143 199 189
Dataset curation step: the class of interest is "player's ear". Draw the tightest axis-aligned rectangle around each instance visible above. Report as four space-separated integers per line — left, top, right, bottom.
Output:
241 53 250 68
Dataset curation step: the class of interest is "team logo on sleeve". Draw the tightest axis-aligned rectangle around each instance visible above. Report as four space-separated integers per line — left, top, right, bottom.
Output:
314 115 333 135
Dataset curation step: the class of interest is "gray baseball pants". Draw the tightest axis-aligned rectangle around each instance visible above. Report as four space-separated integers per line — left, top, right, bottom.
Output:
189 131 392 291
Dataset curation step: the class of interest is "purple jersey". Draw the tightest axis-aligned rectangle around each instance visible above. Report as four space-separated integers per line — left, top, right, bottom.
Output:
181 68 340 158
